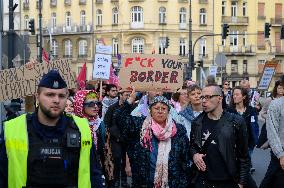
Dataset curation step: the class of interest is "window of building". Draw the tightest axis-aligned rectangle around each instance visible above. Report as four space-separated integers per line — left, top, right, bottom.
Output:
132 38 144 54
112 7 118 25
159 7 166 24
243 60 247 73
258 60 265 64
51 13 56 28
51 39 58 57
200 8 206 25
231 60 238 73
243 31 247 46
64 40 72 56
131 6 143 24
179 7 186 24
222 39 226 46
230 31 238 46
275 4 283 20
257 31 265 48
179 38 186 56
275 32 281 53
66 12 71 28
24 15 29 30
112 38 119 56
222 1 226 16
242 2 247 16
199 38 206 57
159 37 166 54
96 9 102 26
258 3 265 18
80 11 86 26
231 1 237 17
79 39 87 56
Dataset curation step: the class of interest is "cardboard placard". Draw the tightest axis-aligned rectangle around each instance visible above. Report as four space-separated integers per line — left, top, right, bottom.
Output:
119 54 183 92
0 59 76 101
93 54 112 80
258 60 278 90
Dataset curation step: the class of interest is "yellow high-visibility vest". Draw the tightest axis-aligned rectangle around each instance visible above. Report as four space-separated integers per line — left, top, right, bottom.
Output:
4 114 92 188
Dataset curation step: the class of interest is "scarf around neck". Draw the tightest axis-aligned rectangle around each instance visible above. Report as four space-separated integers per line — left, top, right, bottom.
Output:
140 115 177 188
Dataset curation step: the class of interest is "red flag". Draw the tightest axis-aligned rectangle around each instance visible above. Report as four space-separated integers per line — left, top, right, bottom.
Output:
108 65 120 87
42 48 49 63
77 62 87 90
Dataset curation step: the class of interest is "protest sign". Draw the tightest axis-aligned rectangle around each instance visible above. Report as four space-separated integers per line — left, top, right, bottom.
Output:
209 65 218 77
258 60 278 90
119 54 183 92
93 54 112 80
0 59 76 101
96 45 112 55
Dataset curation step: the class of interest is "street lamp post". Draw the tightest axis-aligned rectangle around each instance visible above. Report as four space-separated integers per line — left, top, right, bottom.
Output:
187 0 193 80
39 0 43 63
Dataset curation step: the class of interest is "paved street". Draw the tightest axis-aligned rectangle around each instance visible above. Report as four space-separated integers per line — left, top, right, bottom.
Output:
251 119 270 187
252 148 270 186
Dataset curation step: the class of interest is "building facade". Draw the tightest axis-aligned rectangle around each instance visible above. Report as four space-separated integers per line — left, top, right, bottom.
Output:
21 0 94 79
215 0 284 88
19 0 284 88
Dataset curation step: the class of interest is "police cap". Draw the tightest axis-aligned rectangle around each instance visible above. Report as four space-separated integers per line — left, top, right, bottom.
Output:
38 70 67 89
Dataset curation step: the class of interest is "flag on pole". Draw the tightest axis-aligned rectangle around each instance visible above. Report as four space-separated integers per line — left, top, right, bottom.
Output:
108 65 120 87
42 48 50 63
77 62 87 90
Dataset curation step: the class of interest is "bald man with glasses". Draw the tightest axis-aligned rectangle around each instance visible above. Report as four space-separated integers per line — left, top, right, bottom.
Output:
190 84 250 188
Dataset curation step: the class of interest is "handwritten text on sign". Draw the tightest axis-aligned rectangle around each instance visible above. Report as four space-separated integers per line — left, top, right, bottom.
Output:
0 59 76 101
119 54 183 92
258 60 278 90
93 54 111 80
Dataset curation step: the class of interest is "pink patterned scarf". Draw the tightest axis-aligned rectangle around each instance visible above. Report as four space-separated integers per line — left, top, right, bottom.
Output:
140 115 177 188
74 90 101 149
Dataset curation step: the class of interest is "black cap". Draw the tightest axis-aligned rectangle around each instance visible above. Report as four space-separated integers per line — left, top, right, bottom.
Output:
38 70 67 89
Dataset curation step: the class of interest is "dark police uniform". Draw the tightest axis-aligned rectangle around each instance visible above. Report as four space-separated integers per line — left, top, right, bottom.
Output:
0 70 103 188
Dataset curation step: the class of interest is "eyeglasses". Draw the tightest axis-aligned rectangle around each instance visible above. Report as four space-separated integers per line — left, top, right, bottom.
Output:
200 95 221 100
83 101 101 107
110 89 118 92
224 83 229 86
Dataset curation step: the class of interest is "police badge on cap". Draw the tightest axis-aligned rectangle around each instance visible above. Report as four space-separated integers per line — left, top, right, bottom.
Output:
38 70 67 89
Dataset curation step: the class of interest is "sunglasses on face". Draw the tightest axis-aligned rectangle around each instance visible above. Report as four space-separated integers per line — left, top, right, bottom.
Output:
83 101 101 107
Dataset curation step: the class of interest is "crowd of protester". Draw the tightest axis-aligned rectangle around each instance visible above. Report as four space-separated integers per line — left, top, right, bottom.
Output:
2 69 284 188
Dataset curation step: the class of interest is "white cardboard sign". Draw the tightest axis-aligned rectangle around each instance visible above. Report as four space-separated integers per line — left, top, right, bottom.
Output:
93 54 111 80
96 45 112 55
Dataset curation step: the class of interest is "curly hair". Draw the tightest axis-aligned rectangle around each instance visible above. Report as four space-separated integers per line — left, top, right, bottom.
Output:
272 80 281 98
230 86 250 108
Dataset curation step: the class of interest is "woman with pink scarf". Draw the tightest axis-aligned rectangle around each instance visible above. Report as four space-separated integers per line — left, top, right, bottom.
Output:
73 90 114 187
116 89 191 187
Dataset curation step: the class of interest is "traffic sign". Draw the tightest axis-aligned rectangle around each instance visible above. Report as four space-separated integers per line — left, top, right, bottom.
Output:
215 53 227 67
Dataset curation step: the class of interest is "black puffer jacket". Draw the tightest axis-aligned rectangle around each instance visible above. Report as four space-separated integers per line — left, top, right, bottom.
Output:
189 111 250 185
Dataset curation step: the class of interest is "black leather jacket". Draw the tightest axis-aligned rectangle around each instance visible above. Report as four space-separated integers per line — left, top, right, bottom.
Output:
189 111 250 185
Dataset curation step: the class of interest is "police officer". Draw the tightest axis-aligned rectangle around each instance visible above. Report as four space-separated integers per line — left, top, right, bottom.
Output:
0 70 103 188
